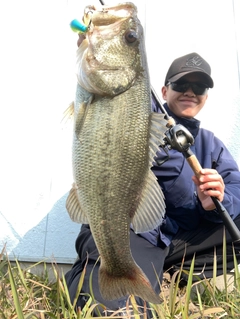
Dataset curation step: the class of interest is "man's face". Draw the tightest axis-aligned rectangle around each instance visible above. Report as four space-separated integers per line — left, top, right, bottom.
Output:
161 73 209 118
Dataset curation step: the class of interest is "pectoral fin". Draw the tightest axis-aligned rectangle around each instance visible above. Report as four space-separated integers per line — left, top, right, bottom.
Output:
62 101 75 123
66 183 89 223
75 95 94 137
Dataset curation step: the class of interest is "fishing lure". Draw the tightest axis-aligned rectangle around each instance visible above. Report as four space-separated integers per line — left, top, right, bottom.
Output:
70 19 88 33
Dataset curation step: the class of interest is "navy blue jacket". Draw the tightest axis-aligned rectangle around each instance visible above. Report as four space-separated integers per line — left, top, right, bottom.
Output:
141 102 240 247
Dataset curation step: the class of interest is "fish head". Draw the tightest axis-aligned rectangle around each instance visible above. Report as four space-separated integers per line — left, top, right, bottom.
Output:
76 2 147 96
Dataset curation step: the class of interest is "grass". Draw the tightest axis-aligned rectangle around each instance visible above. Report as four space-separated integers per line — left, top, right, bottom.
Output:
1 231 240 318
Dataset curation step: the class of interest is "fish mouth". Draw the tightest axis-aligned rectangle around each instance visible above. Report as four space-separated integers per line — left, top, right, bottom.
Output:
83 3 137 27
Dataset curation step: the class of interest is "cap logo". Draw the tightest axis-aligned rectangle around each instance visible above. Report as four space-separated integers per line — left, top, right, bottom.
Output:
185 56 203 68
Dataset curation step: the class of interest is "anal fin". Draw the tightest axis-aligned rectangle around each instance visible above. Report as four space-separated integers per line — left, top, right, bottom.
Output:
132 170 165 233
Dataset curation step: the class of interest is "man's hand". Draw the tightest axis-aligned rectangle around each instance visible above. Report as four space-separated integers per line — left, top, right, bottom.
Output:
192 169 225 210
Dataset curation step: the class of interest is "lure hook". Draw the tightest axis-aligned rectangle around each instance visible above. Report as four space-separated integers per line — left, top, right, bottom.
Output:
70 12 93 34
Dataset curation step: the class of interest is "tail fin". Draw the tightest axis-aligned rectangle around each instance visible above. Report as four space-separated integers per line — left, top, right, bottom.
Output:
98 264 161 304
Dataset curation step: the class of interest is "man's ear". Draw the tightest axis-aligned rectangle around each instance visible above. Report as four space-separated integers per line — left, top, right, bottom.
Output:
161 86 167 100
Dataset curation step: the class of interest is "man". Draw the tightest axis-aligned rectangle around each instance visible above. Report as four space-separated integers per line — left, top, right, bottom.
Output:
65 52 240 313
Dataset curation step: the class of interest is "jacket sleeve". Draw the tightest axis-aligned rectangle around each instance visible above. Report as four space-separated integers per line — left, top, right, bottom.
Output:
195 130 240 222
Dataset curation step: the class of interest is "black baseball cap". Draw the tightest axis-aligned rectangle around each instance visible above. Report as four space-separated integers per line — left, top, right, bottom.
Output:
164 52 214 88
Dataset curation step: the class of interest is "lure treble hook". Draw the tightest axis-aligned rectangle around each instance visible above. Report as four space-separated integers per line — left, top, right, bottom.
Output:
70 8 93 34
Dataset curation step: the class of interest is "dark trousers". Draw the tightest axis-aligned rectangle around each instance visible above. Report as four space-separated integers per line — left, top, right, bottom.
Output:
165 215 240 278
65 215 240 313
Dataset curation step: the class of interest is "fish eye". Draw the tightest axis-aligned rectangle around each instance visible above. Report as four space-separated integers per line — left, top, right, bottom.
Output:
124 30 138 44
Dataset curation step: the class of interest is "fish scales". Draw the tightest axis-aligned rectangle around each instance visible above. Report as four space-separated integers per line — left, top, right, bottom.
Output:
66 2 167 304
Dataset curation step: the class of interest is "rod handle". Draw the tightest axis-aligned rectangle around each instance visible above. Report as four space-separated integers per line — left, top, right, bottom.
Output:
185 153 202 179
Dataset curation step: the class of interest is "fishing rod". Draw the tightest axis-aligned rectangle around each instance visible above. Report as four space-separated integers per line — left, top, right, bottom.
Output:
151 87 240 243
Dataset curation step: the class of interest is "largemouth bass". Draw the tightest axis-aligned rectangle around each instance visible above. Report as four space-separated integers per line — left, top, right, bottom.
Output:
66 2 167 304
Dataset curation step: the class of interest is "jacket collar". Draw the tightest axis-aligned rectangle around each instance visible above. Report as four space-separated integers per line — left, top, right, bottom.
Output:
163 103 200 139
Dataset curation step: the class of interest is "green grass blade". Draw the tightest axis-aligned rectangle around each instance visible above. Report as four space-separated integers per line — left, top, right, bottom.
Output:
222 227 228 301
212 246 217 293
168 249 187 316
62 271 78 318
168 270 180 315
15 259 29 291
72 261 87 310
232 242 240 290
183 254 195 318
8 261 25 319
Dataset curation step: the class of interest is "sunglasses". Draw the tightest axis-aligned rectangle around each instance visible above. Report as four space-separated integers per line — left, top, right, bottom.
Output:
168 81 209 95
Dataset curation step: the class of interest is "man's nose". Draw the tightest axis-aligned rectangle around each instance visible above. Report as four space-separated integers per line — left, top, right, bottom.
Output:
184 87 195 97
